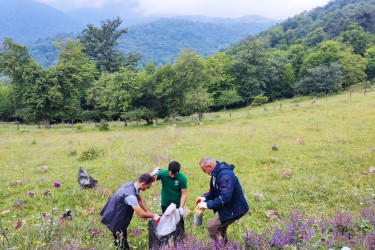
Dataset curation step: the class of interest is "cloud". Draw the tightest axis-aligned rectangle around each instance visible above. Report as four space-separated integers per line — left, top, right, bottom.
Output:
36 0 330 19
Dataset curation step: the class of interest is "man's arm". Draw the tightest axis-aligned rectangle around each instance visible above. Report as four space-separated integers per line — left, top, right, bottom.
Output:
137 194 149 213
206 174 235 209
132 205 155 219
180 189 187 208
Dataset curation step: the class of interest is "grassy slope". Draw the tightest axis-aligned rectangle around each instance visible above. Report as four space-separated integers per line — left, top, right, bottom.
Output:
0 90 374 248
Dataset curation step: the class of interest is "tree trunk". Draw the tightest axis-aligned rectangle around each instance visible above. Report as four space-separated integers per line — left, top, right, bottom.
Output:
124 118 128 127
44 117 51 129
155 117 158 125
198 111 203 121
17 121 20 130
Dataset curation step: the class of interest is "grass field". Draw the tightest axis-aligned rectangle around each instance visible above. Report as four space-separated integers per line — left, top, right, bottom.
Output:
1 90 375 249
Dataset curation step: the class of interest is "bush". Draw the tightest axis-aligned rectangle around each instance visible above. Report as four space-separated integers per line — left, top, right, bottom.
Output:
79 145 103 161
98 120 109 131
251 95 269 107
76 124 83 130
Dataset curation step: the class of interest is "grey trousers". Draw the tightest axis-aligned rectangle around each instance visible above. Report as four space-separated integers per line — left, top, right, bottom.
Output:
207 213 238 242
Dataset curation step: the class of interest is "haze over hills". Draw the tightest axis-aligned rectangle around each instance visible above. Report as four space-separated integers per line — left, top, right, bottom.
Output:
0 0 278 67
0 0 84 43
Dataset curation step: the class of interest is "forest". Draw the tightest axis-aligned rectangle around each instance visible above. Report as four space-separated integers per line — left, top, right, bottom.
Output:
1 0 375 128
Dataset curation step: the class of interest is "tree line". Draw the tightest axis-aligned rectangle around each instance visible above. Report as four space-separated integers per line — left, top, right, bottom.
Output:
1 14 375 127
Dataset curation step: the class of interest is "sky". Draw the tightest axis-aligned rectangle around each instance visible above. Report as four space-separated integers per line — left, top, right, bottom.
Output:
35 0 332 19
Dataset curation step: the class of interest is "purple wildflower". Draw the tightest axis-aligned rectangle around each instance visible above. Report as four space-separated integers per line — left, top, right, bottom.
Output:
91 231 100 236
53 181 61 188
27 191 34 197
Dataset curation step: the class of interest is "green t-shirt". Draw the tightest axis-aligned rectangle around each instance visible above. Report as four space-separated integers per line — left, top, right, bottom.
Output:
157 169 188 207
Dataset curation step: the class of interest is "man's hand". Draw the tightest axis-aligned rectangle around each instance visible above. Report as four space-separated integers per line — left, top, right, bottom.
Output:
198 202 207 210
179 207 184 216
152 214 160 222
152 167 161 176
195 196 206 204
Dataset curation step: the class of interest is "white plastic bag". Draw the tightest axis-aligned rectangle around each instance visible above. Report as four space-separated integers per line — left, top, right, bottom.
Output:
157 203 181 237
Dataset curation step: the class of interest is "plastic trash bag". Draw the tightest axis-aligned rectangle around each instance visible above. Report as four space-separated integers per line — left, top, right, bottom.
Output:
77 167 98 188
148 204 183 249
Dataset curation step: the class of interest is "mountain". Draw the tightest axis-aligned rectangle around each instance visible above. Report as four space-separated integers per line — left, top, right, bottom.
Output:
227 0 375 55
0 0 84 43
118 18 277 65
0 0 278 67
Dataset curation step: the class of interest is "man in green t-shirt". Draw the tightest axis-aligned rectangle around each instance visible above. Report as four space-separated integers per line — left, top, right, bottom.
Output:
152 161 187 231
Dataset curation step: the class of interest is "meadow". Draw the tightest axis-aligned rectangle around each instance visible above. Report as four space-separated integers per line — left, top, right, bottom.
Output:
1 89 375 249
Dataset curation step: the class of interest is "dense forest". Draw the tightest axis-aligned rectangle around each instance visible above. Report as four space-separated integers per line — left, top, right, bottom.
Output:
1 0 375 127
26 18 276 68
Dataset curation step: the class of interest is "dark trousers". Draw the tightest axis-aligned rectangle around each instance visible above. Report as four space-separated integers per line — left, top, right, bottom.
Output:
113 231 129 250
161 205 185 234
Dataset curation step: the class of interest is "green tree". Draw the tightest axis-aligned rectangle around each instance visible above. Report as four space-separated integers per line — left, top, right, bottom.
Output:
205 52 238 108
231 41 277 105
88 67 139 119
51 40 97 123
153 62 178 118
338 50 367 87
365 45 375 80
0 84 14 121
174 49 212 120
278 63 296 98
296 63 343 95
287 45 305 79
0 38 50 126
338 23 370 56
0 38 97 128
304 27 327 47
300 41 342 77
216 89 242 109
79 17 137 73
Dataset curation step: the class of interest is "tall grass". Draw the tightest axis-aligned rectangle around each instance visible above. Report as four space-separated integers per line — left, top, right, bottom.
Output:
0 90 374 248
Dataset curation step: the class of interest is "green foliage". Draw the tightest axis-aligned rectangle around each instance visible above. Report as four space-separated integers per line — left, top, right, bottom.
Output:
251 95 269 107
278 63 296 98
79 145 104 160
79 17 133 73
174 49 212 119
0 84 14 121
88 67 139 118
216 89 243 109
300 41 342 77
231 41 277 104
338 23 371 56
98 120 109 131
296 63 343 95
338 50 367 86
365 45 375 79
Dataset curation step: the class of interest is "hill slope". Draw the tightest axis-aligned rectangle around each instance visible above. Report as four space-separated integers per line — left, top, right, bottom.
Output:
0 0 83 43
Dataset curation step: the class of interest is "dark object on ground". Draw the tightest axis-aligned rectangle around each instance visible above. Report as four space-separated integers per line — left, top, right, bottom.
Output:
61 209 74 220
148 216 183 249
272 145 278 151
15 199 26 207
78 167 98 188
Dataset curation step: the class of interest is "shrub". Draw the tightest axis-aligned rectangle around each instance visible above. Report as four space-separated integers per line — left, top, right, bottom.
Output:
79 145 103 161
76 124 83 130
251 95 269 107
98 120 109 131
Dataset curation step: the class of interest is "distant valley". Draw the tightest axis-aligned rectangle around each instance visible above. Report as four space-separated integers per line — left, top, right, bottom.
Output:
0 0 278 67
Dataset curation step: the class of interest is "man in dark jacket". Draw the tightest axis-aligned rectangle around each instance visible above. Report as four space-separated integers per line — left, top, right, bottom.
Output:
195 156 249 242
100 174 159 249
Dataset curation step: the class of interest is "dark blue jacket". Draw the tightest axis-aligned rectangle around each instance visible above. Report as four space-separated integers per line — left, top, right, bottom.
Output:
203 161 249 223
100 182 136 234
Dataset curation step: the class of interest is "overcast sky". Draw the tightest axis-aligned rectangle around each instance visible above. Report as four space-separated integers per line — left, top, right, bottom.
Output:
35 0 331 19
